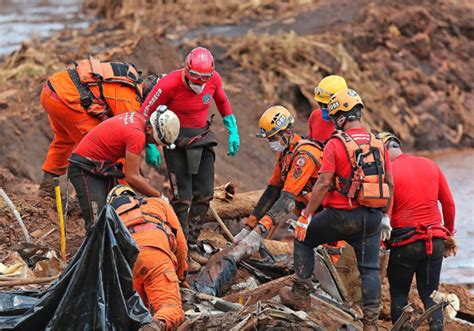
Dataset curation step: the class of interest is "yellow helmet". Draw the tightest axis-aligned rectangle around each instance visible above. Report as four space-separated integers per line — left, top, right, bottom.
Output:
378 131 402 147
314 75 348 104
106 185 136 204
327 88 364 116
256 106 294 138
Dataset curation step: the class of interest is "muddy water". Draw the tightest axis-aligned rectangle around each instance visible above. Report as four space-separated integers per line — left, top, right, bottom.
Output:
0 0 90 56
428 150 474 285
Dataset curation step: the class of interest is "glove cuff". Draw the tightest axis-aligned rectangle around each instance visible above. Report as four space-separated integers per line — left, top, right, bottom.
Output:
245 215 258 228
223 114 239 134
258 215 273 232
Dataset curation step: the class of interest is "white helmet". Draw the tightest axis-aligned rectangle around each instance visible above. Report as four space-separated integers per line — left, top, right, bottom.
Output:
149 105 180 148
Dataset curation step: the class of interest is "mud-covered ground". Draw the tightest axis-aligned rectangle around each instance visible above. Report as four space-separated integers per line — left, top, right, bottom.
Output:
0 0 473 329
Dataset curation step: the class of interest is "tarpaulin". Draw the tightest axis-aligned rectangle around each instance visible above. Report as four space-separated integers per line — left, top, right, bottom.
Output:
0 205 153 330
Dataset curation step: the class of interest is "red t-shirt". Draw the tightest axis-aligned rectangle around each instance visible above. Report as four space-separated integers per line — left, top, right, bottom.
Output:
74 112 146 162
319 128 392 210
390 154 455 234
307 108 334 143
139 69 233 128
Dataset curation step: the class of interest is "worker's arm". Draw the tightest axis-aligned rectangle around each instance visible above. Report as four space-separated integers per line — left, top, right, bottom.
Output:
437 166 456 234
165 203 188 281
125 151 161 197
212 72 233 118
138 76 171 120
305 172 333 215
260 153 317 229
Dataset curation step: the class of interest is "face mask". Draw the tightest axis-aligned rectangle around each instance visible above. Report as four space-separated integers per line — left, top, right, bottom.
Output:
189 82 205 94
321 108 330 121
268 140 285 153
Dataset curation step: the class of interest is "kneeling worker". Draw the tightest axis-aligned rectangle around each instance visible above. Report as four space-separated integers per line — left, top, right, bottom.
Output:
233 106 323 254
68 106 179 231
108 185 188 330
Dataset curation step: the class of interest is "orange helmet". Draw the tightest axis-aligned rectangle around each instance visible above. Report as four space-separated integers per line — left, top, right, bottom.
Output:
256 106 294 138
327 89 364 116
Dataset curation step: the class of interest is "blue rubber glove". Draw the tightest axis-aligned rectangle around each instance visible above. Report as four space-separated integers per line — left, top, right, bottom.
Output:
223 114 240 157
145 144 161 169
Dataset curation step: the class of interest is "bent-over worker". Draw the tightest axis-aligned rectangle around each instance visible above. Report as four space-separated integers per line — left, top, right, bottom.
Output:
39 56 160 196
108 185 188 330
68 107 179 231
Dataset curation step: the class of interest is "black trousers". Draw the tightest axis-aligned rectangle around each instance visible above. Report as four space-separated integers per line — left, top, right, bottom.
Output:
296 207 383 316
68 163 116 231
387 239 445 330
164 146 214 244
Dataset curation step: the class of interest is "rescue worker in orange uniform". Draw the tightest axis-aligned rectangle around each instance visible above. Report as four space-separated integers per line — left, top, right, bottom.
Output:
280 90 394 330
233 106 323 255
107 185 188 330
39 56 160 196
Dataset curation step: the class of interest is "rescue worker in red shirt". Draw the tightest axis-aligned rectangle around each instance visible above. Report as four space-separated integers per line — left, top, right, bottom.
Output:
233 106 323 255
279 89 394 331
107 185 188 330
68 107 180 231
379 132 456 330
308 75 347 143
139 47 240 270
309 75 349 263
39 56 160 197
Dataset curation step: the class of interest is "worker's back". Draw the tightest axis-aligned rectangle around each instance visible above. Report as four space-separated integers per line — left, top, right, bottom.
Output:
391 154 445 227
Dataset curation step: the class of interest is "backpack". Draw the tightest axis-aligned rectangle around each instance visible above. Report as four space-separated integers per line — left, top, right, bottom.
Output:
331 131 390 208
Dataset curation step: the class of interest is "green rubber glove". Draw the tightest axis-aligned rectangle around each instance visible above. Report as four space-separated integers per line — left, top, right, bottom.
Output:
223 114 240 157
145 144 161 169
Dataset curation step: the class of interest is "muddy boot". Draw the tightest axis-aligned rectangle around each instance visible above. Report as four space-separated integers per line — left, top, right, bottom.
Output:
362 306 379 331
38 172 58 198
188 257 202 274
189 250 209 265
279 276 313 311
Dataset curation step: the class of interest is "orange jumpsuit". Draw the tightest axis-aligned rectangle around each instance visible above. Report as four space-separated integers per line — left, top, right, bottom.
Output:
264 135 344 264
115 197 188 330
41 70 142 175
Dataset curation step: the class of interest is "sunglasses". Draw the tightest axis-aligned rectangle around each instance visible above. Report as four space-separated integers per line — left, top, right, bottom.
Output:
188 69 214 82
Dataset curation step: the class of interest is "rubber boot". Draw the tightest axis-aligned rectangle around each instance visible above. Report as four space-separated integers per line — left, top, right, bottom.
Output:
38 172 58 198
362 306 379 331
279 276 313 311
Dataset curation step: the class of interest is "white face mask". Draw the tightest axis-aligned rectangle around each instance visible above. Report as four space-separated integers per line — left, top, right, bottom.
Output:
189 82 205 94
268 140 285 153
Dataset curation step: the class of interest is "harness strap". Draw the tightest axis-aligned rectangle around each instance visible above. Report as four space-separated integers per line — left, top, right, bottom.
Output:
67 68 93 109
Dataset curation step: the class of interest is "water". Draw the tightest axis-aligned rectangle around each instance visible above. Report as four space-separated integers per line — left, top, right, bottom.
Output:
0 0 90 56
431 150 474 285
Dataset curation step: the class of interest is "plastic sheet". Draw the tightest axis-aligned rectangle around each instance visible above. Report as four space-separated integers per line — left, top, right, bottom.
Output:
0 205 152 330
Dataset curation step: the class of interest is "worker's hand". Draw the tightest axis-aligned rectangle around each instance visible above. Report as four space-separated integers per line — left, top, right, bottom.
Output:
380 213 392 242
240 229 263 255
294 214 311 242
223 114 240 157
145 144 162 169
443 236 458 257
233 226 251 244
141 319 164 331
180 280 191 289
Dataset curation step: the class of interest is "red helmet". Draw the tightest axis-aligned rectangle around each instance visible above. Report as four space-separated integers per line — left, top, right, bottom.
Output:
184 47 215 84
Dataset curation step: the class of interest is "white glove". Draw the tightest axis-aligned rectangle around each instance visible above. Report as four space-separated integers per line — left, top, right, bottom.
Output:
233 227 251 244
160 195 170 204
240 229 263 255
380 213 392 242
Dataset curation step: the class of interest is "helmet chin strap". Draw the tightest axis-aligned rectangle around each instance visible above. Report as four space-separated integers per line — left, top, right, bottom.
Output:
282 130 293 150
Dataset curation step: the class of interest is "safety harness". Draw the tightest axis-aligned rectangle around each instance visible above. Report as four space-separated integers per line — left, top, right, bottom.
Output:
114 197 178 252
68 55 144 115
280 139 324 179
331 131 390 208
388 223 450 255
